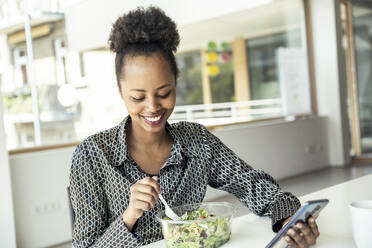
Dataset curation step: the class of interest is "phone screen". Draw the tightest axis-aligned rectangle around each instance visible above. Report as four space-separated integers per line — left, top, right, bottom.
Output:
265 199 329 248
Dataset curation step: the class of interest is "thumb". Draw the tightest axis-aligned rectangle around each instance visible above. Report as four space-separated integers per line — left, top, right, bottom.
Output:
152 176 158 181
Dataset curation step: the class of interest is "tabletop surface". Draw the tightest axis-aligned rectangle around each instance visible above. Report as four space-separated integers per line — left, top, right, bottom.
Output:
143 174 372 247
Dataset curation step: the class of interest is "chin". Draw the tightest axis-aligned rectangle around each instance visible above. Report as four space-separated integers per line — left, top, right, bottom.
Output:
143 124 166 133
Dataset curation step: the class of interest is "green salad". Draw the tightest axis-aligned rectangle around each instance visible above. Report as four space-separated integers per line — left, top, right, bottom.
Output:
162 207 231 248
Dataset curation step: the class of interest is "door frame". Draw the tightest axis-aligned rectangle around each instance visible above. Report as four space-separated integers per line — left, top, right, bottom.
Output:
341 0 372 163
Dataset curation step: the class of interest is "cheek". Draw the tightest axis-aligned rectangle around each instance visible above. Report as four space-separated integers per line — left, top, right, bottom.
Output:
164 94 176 109
169 90 177 104
123 97 143 115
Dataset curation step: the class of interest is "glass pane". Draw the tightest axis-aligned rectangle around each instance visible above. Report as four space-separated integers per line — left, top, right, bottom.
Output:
2 86 34 148
175 51 203 105
1 45 126 149
247 31 301 100
352 5 372 153
209 48 235 103
245 0 310 116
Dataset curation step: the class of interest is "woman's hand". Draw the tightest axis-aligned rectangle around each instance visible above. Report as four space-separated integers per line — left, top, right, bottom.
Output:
283 217 319 248
122 176 160 231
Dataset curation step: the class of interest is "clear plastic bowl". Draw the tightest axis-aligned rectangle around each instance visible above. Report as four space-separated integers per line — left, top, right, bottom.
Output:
156 202 235 248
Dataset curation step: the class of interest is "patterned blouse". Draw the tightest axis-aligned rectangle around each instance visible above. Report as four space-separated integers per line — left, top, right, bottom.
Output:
69 116 300 247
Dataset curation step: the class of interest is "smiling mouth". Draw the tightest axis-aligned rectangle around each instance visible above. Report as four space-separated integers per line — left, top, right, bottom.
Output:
140 112 165 126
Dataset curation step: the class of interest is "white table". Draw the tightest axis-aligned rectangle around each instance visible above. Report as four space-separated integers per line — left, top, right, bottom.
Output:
143 174 372 247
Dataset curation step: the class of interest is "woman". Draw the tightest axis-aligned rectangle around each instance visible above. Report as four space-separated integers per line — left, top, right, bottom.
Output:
70 6 319 248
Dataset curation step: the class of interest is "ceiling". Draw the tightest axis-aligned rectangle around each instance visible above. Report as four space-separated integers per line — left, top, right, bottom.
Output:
178 0 304 52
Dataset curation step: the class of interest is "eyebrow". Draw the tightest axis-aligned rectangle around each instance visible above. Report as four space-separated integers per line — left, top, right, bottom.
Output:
130 84 172 92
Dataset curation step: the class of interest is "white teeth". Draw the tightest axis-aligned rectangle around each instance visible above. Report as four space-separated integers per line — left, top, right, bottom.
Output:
144 115 162 122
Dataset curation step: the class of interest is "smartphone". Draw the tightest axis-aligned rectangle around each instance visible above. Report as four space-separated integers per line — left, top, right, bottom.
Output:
265 199 329 248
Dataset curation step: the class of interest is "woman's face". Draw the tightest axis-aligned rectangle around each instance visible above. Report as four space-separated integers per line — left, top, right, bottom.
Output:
119 54 176 134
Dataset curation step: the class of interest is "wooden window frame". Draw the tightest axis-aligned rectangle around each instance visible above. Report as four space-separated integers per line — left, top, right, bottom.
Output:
341 0 362 156
341 0 372 164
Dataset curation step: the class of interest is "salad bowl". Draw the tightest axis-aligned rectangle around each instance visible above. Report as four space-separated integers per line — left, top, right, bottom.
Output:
156 202 235 248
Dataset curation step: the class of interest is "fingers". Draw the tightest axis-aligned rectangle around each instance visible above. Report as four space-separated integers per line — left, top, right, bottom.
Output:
286 219 319 248
134 183 159 200
139 176 161 194
135 191 157 208
284 235 297 247
296 222 316 245
286 227 307 248
125 176 161 221
125 199 152 219
130 176 160 207
308 217 320 237
133 198 154 211
133 177 160 197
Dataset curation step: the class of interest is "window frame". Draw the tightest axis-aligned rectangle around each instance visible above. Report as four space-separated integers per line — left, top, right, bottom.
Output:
13 47 28 88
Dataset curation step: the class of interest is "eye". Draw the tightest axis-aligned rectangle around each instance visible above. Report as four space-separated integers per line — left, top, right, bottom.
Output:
158 91 171 99
131 96 145 102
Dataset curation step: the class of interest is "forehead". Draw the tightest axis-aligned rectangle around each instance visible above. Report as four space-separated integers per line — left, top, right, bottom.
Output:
121 54 174 90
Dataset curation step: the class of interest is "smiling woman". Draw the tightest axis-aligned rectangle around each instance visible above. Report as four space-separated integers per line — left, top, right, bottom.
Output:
120 55 176 133
69 6 319 248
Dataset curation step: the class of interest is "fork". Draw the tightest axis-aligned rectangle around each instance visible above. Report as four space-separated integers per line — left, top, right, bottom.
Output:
158 194 180 221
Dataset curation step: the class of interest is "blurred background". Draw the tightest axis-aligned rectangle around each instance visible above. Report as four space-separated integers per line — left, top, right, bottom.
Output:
0 0 371 247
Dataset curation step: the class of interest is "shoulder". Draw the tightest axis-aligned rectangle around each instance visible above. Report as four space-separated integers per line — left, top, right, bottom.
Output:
71 123 121 168
169 121 216 154
76 124 120 154
170 121 226 149
169 121 208 141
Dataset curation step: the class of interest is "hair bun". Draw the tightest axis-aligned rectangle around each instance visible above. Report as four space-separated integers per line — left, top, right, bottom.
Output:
108 6 180 53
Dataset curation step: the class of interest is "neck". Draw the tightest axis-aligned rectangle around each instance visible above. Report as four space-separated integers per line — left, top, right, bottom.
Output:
127 122 169 149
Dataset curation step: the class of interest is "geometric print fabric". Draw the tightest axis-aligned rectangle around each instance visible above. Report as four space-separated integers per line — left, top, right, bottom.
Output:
69 116 301 247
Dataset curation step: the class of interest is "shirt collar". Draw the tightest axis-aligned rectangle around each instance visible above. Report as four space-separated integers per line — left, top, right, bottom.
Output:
114 116 186 168
164 122 184 167
116 116 130 166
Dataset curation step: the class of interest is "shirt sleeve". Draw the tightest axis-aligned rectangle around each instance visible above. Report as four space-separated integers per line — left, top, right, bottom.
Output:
204 128 301 232
69 143 142 247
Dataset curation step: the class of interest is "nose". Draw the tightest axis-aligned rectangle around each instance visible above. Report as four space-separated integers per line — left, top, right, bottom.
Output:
147 96 160 112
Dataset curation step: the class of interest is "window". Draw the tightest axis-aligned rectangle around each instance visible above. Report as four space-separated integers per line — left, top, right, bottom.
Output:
54 37 68 85
175 51 203 106
171 0 310 126
352 6 372 154
244 0 311 116
247 30 301 100
1 0 312 150
210 45 235 103
13 48 28 87
341 1 372 155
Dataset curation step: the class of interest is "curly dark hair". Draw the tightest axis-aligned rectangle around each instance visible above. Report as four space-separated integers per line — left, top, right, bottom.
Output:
108 6 180 92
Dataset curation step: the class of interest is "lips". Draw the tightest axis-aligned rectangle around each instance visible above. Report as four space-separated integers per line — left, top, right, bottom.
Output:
143 115 162 122
140 112 165 126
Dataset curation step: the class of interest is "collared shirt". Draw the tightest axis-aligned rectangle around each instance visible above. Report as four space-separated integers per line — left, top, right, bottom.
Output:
69 116 300 247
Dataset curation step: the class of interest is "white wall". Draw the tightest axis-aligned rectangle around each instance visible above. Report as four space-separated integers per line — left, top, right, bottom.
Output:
65 0 273 51
212 117 329 180
10 147 75 248
0 91 17 248
9 117 329 247
310 0 351 166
